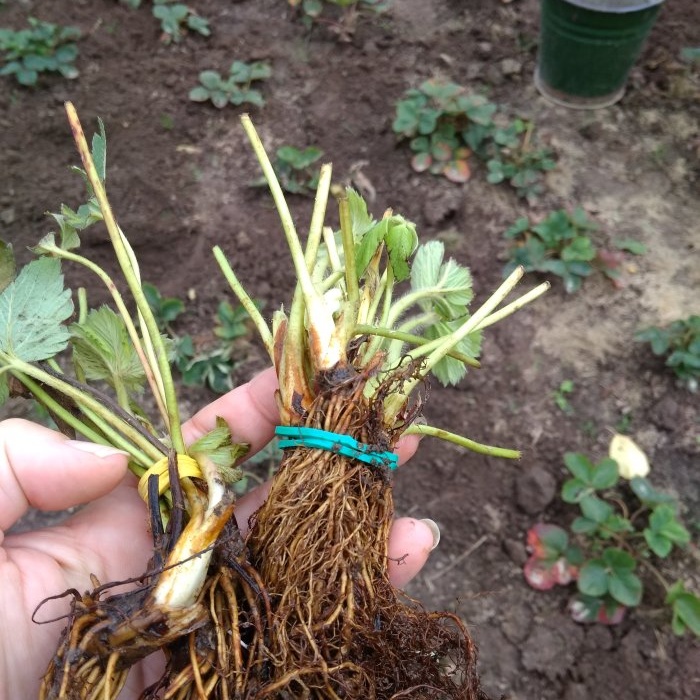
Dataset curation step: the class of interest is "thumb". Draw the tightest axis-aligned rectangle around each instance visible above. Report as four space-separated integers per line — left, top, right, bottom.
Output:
0 418 129 533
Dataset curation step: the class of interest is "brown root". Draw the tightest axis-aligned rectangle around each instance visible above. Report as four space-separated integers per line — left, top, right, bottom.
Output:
244 368 490 699
39 584 207 700
39 368 489 699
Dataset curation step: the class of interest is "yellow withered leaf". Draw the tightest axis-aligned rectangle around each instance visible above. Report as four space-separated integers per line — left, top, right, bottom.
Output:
609 434 650 480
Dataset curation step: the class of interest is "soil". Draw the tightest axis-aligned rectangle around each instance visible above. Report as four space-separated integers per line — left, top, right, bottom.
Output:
2 0 699 698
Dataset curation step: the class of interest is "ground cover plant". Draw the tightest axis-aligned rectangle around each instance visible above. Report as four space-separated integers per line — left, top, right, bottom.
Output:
635 315 700 391
153 0 210 44
289 0 389 34
502 208 643 293
1 105 548 699
524 439 700 635
189 60 271 108
119 0 210 43
0 16 79 86
392 79 554 195
253 144 324 194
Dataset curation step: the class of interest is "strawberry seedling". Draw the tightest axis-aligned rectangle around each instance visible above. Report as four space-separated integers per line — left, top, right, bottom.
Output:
525 446 700 636
253 144 323 194
0 17 80 86
635 315 700 391
152 0 210 43
189 60 272 108
393 79 555 195
503 208 628 293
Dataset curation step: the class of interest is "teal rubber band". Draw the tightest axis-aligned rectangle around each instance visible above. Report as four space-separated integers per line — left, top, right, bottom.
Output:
274 426 399 469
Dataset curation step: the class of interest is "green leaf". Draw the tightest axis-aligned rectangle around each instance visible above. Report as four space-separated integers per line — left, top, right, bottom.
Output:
672 594 700 636
591 457 619 490
410 241 474 319
0 240 16 294
644 530 672 558
563 452 594 482
644 504 691 555
354 219 387 281
580 495 613 523
346 188 375 240
92 118 107 184
424 321 481 386
188 417 248 482
608 569 643 607
602 547 636 572
0 258 73 362
561 477 590 504
629 477 675 506
70 307 146 394
666 583 700 637
385 217 418 282
189 85 211 102
571 516 598 534
613 238 647 255
504 217 530 239
561 236 596 262
578 560 609 597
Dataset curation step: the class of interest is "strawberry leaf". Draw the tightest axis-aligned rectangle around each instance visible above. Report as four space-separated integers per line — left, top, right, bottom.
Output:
410 241 474 319
0 257 73 362
70 306 146 394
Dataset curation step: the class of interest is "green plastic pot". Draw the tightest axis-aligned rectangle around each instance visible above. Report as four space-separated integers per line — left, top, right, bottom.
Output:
535 0 665 108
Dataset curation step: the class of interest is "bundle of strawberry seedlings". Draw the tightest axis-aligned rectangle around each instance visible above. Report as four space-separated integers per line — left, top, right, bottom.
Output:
0 104 548 699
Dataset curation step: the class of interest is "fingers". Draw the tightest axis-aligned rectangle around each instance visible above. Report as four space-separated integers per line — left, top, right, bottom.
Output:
387 517 439 587
0 419 129 533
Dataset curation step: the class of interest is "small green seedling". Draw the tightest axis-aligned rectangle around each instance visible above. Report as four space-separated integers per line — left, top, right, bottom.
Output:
290 0 389 31
635 315 700 391
189 61 272 109
253 145 323 195
552 379 574 415
143 282 185 332
525 448 699 635
0 17 80 86
485 119 556 200
503 208 621 293
173 300 256 395
175 339 236 395
152 0 210 43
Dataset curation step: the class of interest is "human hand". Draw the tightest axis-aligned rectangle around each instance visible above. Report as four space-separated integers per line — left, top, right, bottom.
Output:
0 367 438 699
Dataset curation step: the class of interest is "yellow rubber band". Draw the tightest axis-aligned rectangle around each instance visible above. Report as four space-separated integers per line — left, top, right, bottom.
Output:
137 454 203 502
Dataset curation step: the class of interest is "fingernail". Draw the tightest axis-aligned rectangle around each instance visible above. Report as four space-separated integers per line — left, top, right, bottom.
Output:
420 518 441 550
67 440 129 459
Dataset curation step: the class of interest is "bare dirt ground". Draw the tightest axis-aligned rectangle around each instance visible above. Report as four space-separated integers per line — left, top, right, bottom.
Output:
1 0 699 698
